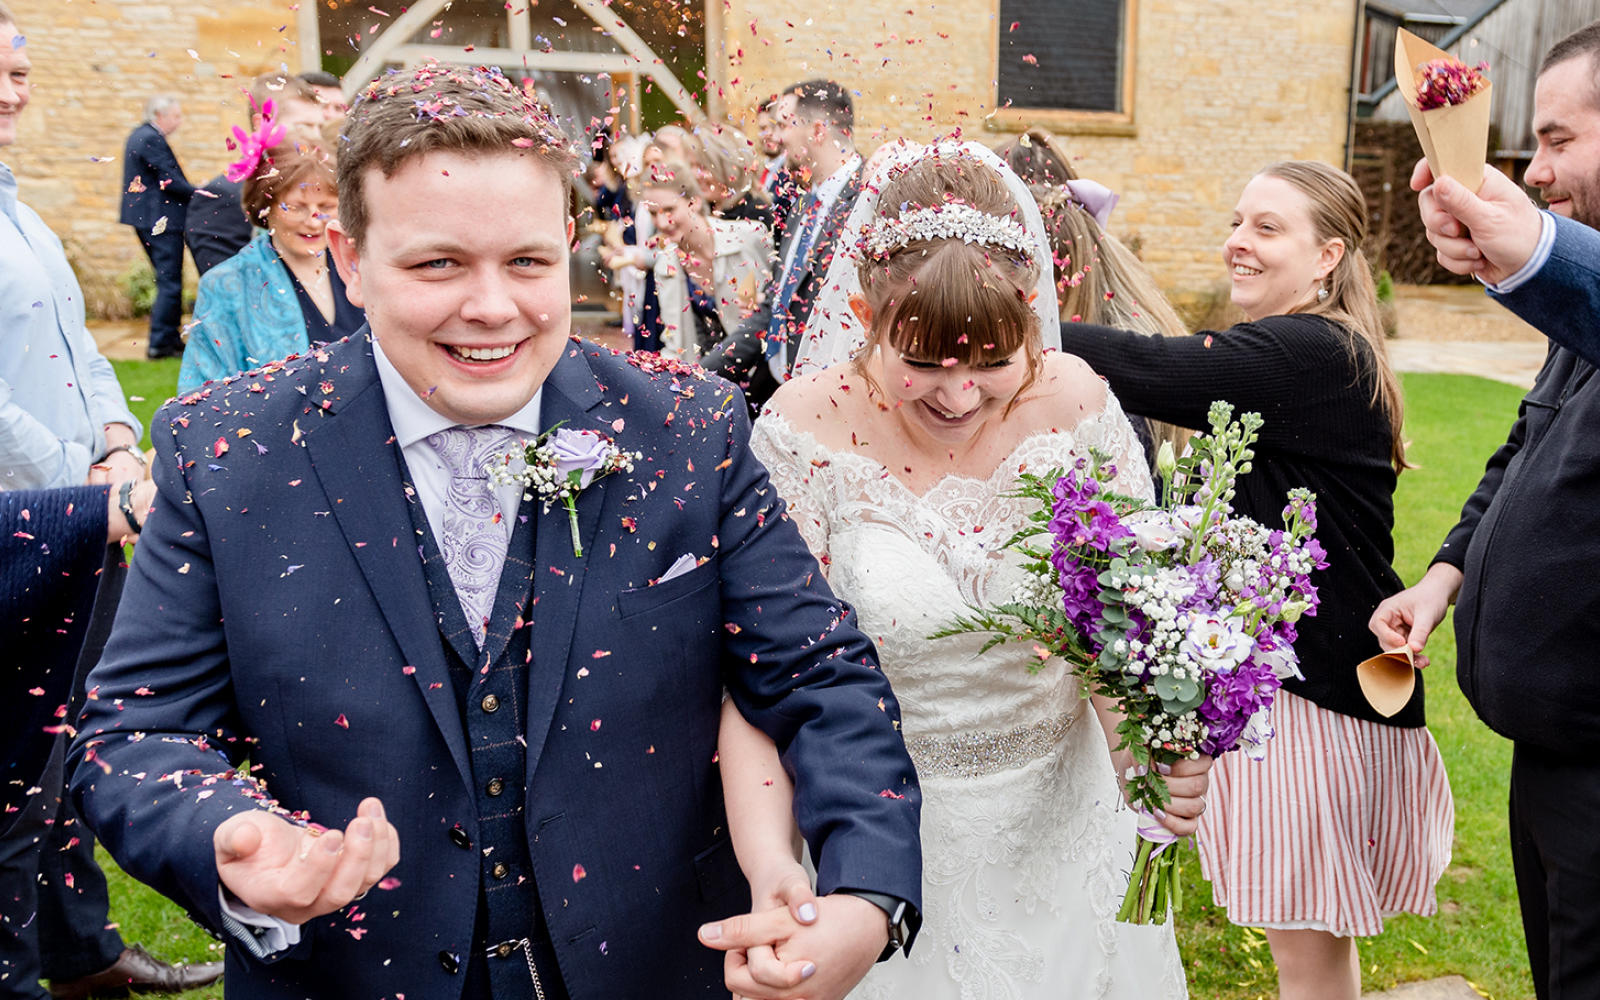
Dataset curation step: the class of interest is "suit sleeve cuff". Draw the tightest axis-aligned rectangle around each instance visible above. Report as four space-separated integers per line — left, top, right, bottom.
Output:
1484 211 1557 295
218 886 302 959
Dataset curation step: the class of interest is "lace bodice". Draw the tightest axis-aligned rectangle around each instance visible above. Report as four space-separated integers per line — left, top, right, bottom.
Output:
751 398 1154 739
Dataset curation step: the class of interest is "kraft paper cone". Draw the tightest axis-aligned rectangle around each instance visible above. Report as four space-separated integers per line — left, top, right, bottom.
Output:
1357 646 1417 718
1394 28 1493 193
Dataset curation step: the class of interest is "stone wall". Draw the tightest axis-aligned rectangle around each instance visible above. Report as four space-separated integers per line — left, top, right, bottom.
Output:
5 0 301 316
5 0 1359 314
717 0 1359 307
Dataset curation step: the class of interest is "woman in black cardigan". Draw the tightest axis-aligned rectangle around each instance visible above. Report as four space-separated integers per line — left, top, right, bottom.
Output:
1060 162 1453 1000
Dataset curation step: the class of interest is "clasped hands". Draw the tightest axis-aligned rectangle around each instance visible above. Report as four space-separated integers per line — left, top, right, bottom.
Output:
699 863 888 1000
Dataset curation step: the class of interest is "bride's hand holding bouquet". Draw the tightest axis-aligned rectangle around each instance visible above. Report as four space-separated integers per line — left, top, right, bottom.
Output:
936 400 1326 924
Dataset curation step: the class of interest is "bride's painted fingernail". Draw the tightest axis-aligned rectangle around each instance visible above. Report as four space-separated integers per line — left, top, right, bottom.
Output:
798 902 817 923
1155 762 1173 776
800 962 816 980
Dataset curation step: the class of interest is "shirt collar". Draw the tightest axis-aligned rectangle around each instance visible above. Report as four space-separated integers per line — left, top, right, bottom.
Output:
0 161 18 229
810 154 861 208
372 334 543 449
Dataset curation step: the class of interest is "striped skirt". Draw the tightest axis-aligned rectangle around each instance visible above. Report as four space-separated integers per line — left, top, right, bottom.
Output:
1195 690 1455 938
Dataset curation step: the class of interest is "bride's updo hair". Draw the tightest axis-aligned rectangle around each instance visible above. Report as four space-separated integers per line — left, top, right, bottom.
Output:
853 151 1044 401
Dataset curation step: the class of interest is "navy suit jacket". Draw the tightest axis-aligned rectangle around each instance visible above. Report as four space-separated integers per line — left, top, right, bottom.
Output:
119 122 194 232
70 334 922 999
184 175 251 276
1492 213 1600 362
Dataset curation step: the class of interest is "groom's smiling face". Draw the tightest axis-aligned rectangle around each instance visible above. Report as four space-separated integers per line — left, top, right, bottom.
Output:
331 149 573 426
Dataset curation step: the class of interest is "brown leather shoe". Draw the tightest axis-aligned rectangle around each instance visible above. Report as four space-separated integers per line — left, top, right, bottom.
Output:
48 945 224 999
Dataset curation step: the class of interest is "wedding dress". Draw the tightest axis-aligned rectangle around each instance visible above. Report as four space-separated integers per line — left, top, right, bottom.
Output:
751 395 1188 1000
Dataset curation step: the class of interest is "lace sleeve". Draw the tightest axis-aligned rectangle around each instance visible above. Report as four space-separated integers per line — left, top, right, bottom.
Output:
1083 391 1156 503
749 413 832 563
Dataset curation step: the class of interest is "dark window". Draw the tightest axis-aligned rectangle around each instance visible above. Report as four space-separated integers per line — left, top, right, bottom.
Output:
997 0 1125 113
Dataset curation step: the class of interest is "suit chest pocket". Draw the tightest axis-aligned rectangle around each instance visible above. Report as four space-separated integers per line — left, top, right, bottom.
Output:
616 559 718 621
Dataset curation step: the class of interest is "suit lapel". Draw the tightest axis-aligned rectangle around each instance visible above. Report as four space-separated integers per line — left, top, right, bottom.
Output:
302 336 473 789
524 346 610 784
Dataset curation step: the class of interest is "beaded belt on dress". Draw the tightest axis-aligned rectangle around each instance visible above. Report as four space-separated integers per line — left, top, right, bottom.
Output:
904 711 1077 779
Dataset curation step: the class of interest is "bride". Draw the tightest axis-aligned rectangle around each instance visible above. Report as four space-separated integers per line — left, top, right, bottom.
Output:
716 142 1206 999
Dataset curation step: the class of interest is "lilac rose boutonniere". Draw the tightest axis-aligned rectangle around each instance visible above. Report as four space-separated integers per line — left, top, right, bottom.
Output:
488 425 640 556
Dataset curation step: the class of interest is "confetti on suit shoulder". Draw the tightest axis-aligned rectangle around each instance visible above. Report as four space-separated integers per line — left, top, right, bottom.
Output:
334 713 350 729
572 863 587 882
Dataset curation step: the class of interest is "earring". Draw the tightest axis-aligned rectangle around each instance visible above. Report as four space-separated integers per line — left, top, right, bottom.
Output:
1316 285 1329 302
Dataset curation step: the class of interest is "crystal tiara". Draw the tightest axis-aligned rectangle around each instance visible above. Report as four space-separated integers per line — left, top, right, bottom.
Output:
863 202 1036 264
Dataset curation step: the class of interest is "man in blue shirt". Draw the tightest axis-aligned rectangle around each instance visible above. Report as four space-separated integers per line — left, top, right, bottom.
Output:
0 7 223 997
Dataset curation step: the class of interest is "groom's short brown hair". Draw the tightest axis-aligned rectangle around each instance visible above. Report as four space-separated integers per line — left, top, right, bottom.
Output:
336 65 578 248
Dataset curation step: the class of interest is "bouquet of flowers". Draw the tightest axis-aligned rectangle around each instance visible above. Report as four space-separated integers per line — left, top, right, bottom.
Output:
933 402 1326 924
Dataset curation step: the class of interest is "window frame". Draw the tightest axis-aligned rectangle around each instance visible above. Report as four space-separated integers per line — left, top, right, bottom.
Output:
985 0 1139 137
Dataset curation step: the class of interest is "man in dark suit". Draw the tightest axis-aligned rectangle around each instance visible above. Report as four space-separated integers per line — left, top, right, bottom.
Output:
704 79 862 411
185 74 323 277
72 65 920 1000
119 95 193 359
1372 22 1600 999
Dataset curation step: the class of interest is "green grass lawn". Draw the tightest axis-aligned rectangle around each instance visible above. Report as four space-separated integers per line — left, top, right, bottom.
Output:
90 365 1535 999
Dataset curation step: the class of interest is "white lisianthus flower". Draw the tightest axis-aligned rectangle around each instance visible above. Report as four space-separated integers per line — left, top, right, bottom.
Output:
1182 616 1252 672
1253 642 1305 681
1126 511 1183 553
1238 707 1276 759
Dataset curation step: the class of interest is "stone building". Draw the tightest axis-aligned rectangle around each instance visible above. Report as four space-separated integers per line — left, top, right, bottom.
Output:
6 0 1360 316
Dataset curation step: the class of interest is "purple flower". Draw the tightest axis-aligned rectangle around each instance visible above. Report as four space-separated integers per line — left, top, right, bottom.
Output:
548 429 615 489
1197 658 1277 755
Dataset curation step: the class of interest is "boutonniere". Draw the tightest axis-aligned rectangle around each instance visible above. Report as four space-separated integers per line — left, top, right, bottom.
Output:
489 426 641 557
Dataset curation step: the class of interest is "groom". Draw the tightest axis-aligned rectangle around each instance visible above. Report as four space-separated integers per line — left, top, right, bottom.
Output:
70 65 921 1000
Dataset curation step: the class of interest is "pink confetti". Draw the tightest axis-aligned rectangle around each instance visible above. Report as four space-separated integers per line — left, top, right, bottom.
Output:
334 713 350 729
572 863 587 882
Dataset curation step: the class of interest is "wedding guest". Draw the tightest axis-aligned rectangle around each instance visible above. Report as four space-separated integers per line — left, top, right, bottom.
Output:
595 132 656 349
704 79 864 410
734 141 1206 997
1 12 222 996
185 73 323 276
178 138 364 392
119 93 194 360
640 160 771 361
995 127 1079 186
1062 161 1454 1000
696 121 775 229
1371 21 1600 998
298 69 348 122
754 97 795 223
1034 182 1188 465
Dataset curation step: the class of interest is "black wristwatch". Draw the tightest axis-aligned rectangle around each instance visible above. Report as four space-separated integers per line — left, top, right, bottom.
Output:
835 889 913 961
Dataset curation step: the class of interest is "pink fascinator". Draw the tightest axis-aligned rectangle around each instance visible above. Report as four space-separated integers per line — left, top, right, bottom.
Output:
225 99 287 183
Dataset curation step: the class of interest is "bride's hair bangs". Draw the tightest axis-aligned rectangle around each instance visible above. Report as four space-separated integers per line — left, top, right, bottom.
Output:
852 153 1045 400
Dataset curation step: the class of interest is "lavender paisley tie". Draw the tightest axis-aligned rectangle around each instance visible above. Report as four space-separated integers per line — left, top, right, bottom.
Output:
426 425 521 644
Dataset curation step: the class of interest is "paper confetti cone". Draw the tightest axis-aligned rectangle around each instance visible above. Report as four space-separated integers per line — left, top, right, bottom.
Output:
1394 28 1493 192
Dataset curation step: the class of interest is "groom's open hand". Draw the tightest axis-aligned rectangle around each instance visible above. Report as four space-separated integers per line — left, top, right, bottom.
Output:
699 891 888 1000
213 796 400 924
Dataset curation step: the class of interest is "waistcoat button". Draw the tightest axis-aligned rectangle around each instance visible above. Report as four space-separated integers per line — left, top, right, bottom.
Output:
481 693 500 713
487 777 504 796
